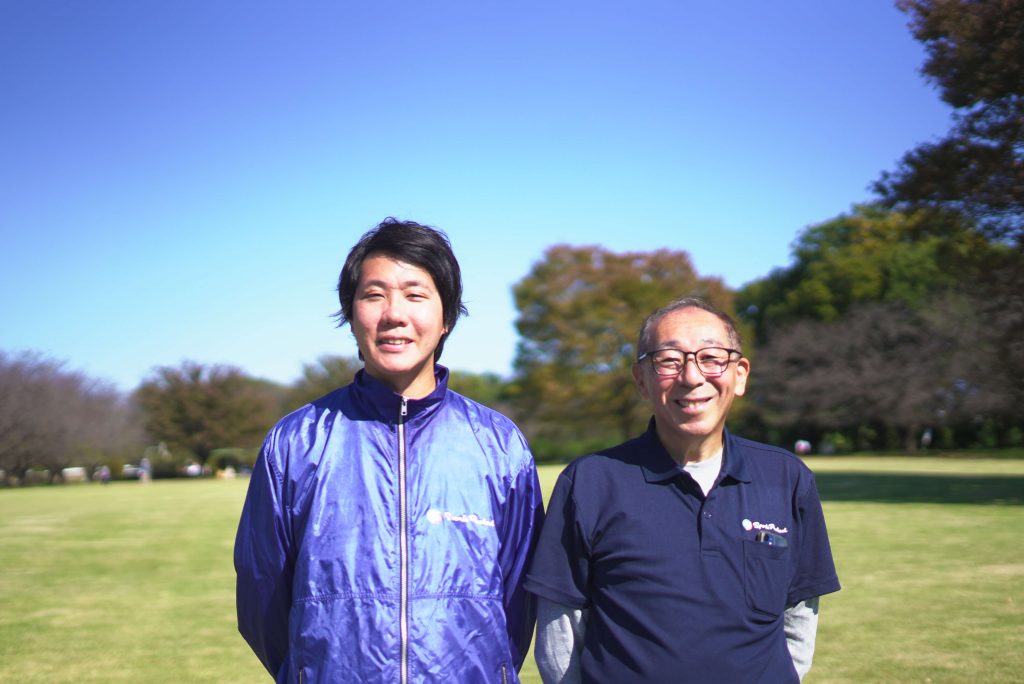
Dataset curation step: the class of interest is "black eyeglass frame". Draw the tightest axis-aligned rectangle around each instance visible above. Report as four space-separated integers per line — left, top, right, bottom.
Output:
636 347 743 378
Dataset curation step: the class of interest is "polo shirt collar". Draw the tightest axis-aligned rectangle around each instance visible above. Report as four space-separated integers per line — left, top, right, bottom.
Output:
638 419 753 484
722 429 752 483
637 420 680 483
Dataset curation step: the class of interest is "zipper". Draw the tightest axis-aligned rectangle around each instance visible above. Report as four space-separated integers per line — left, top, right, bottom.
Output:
398 397 410 684
501 663 508 684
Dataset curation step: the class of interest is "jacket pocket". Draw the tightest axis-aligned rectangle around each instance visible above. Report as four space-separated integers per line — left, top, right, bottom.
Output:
742 539 789 617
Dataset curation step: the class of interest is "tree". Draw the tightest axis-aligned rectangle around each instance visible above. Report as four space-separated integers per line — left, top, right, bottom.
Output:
286 354 514 423
734 205 1022 447
0 351 140 484
511 245 735 457
968 247 1024 421
736 204 989 345
874 0 1024 244
285 355 362 412
448 370 511 411
134 361 279 468
749 297 1005 451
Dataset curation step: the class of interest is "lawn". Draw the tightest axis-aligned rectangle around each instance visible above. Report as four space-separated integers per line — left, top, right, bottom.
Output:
1 457 1021 683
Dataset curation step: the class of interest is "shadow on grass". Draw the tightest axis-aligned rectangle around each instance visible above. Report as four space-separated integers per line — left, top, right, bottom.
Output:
816 473 1024 505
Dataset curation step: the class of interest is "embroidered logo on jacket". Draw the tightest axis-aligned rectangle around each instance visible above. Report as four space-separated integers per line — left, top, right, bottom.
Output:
741 518 789 534
426 509 496 528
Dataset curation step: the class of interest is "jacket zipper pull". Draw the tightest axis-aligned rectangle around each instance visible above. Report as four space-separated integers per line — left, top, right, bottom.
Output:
400 397 408 419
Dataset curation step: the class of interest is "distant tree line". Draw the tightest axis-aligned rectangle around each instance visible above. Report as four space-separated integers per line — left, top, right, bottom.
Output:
510 213 1020 459
0 352 141 484
1 0 1021 483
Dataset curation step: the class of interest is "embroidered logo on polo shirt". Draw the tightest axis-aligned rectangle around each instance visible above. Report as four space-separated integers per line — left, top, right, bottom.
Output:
742 518 789 534
426 509 495 528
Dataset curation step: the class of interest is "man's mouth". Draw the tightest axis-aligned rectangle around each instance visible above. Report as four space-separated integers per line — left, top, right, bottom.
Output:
378 338 411 348
675 397 710 410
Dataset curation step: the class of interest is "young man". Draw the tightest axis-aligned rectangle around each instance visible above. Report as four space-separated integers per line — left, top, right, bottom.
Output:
235 218 543 683
525 297 840 683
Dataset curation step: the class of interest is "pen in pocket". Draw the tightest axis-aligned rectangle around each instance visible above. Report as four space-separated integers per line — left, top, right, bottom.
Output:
755 531 788 547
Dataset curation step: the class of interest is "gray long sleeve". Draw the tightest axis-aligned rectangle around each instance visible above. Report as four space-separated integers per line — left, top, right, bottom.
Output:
535 597 587 684
784 597 821 680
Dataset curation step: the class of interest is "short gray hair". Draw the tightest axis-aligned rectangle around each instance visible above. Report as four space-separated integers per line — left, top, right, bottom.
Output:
636 297 742 357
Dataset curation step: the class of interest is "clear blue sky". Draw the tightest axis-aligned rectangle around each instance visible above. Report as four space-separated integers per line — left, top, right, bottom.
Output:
1 2 951 392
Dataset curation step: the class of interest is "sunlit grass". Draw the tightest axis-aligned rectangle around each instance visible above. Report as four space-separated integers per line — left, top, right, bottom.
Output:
0 480 265 683
1 456 1021 682
812 500 1022 683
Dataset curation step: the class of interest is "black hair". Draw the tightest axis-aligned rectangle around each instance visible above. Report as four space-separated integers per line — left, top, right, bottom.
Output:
336 218 467 361
636 296 743 357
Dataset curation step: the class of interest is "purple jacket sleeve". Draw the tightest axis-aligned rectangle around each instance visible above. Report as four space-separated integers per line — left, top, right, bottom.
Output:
234 439 293 680
499 451 545 672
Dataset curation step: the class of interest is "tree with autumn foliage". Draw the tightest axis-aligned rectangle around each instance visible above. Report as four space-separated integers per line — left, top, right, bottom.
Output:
511 245 736 459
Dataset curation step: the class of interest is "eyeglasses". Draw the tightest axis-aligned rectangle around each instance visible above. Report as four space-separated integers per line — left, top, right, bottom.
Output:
637 347 742 377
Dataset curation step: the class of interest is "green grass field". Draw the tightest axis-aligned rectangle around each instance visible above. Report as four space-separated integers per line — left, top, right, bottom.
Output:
1 457 1022 683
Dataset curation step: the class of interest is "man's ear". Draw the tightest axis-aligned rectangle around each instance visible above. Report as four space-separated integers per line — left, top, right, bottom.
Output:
734 357 750 397
632 362 650 401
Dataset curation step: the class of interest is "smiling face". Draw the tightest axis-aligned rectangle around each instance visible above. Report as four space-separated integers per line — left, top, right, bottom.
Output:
632 307 749 463
351 253 447 399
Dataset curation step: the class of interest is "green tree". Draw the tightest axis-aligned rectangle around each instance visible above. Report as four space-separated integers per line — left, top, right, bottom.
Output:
511 245 734 458
286 355 362 411
285 356 514 417
448 370 510 410
135 361 279 468
874 0 1024 244
735 205 1021 446
737 204 987 344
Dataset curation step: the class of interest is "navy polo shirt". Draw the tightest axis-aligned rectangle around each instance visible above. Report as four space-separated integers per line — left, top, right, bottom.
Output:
525 423 840 684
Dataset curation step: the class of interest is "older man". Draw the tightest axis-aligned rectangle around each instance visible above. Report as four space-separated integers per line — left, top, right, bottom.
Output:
525 297 839 683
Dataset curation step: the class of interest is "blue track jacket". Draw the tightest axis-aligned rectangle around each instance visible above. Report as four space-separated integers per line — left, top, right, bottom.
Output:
235 367 544 683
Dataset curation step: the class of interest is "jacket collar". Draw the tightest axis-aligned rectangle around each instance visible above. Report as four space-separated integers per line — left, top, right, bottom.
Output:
353 365 448 422
639 419 752 484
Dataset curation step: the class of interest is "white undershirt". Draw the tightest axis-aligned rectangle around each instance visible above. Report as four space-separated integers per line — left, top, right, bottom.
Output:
681 446 723 496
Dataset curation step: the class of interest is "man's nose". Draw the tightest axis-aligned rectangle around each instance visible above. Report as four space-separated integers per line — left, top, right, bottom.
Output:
380 295 408 324
677 354 705 385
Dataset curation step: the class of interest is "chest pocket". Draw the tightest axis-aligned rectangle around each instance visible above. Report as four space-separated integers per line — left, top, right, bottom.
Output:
742 540 790 617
